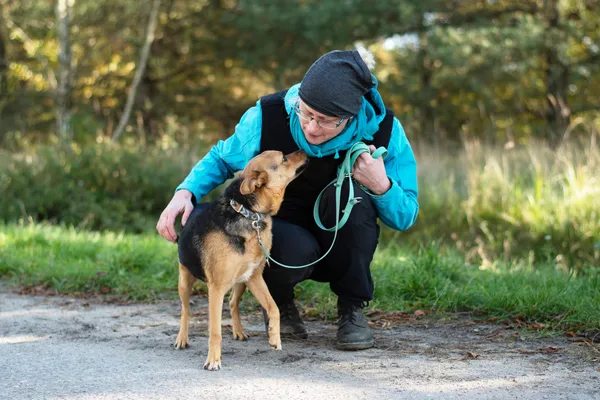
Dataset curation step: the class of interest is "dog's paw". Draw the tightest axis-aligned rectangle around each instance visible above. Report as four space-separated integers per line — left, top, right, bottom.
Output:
203 358 222 371
232 329 249 341
174 334 189 350
269 336 282 351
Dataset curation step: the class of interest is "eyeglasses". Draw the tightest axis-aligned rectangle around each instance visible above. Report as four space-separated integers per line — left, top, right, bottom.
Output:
293 102 347 130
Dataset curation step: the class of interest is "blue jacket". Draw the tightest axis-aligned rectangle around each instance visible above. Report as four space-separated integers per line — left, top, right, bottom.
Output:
177 94 419 231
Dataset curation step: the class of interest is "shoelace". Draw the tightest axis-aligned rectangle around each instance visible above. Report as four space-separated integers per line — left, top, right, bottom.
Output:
338 301 369 324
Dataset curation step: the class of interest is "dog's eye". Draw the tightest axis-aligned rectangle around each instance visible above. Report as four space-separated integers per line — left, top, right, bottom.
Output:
282 155 288 163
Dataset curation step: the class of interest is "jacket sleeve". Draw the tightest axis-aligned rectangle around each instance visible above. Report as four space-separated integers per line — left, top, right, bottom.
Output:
371 117 419 231
175 104 262 203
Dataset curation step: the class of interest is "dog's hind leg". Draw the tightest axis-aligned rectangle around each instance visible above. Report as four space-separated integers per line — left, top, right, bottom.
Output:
175 263 195 349
229 283 248 341
204 283 227 371
246 275 282 350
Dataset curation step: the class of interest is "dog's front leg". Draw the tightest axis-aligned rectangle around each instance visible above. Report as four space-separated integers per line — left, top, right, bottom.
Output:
205 284 227 371
229 283 249 341
175 263 195 349
246 275 282 350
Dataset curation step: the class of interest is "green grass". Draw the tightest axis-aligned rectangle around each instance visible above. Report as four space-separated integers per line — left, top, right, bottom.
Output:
0 222 178 300
409 138 600 270
296 242 600 332
1 222 598 332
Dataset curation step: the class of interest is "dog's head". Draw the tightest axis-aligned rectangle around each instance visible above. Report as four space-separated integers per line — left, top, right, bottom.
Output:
239 150 309 215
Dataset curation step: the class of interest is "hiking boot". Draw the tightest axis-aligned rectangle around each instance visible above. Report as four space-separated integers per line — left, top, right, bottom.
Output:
262 300 308 339
336 298 374 350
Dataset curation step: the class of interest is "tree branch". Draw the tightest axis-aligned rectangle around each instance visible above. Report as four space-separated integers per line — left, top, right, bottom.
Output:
112 0 161 142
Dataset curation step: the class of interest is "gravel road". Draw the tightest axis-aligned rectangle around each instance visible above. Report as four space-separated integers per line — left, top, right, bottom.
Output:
1 289 599 399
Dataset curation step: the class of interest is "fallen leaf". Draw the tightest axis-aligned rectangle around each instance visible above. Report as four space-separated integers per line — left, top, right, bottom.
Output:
514 314 525 321
368 320 392 330
99 286 111 294
452 351 480 360
485 328 506 338
380 311 411 322
414 310 426 317
528 322 545 331
518 346 563 355
543 346 562 354
301 306 320 318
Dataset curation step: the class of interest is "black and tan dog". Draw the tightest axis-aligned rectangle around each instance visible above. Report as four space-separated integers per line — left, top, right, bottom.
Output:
174 150 309 371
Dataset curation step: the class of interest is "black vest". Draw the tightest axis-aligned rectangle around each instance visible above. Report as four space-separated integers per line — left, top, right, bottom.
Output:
259 90 394 224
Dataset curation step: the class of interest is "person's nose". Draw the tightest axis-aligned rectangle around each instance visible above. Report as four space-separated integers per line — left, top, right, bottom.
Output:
304 119 320 134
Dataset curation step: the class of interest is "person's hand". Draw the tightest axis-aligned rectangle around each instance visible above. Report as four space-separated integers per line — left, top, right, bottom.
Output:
156 189 194 243
352 145 391 195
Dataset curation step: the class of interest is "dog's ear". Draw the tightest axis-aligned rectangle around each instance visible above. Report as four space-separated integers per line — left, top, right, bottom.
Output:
240 170 268 195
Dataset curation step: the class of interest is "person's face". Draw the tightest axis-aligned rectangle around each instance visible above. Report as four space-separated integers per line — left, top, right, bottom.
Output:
295 101 350 145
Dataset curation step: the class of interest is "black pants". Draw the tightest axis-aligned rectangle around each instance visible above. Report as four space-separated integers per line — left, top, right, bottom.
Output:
183 182 380 305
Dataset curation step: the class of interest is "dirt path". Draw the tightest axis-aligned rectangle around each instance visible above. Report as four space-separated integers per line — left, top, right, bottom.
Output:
1 289 599 399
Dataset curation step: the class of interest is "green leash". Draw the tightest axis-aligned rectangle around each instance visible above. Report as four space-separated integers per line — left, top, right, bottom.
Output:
255 142 388 269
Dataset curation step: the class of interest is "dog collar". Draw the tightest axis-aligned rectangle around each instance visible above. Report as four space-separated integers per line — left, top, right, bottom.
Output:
230 199 265 224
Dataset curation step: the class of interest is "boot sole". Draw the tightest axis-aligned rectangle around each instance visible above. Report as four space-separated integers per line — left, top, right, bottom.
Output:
335 338 375 351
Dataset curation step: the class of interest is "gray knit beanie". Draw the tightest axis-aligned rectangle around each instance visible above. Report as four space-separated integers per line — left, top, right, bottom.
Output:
298 50 374 119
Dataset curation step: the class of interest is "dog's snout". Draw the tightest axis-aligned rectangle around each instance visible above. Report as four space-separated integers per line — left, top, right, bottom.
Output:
291 151 309 176
286 150 308 164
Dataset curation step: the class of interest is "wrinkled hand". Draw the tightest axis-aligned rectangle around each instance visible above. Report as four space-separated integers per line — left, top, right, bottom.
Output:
156 189 194 243
352 145 391 195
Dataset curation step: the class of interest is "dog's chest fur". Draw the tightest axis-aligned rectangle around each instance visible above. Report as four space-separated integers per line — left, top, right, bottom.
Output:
237 261 261 283
230 219 272 282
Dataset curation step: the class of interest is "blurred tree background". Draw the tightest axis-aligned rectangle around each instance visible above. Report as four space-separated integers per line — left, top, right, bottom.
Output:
0 0 598 269
2 0 599 147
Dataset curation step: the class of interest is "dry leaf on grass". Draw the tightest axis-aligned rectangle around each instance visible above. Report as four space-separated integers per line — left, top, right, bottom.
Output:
518 346 563 355
452 351 480 360
527 322 545 331
99 286 111 294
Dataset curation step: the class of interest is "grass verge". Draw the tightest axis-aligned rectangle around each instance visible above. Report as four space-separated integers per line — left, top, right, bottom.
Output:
1 222 598 333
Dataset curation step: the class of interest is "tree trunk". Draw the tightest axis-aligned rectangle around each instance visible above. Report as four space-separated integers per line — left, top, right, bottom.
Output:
112 0 161 142
56 0 74 145
0 8 7 96
0 7 7 140
416 11 437 143
544 0 570 146
418 30 436 142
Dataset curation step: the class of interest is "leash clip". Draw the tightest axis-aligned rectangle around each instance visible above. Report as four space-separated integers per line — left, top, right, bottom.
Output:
251 220 261 230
